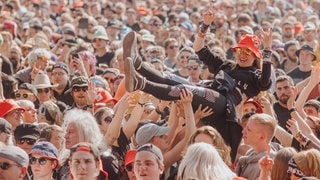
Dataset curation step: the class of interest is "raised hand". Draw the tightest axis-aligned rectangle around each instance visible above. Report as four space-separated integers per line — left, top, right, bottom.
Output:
179 88 193 105
309 62 320 85
194 104 214 120
286 118 300 136
259 28 273 49
258 144 273 172
287 86 298 109
202 3 215 25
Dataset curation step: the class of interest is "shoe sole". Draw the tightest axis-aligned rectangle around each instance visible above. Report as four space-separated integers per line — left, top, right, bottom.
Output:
123 31 136 62
125 57 135 92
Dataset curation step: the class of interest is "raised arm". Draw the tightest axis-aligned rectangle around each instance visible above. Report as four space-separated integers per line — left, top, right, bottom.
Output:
164 89 197 168
295 63 320 119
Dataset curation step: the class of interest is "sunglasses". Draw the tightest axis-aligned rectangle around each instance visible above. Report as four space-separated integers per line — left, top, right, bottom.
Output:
16 138 36 145
104 77 115 83
104 115 114 123
236 48 252 56
0 162 20 170
37 88 50 93
72 53 80 59
72 86 88 92
126 164 133 172
51 72 66 76
30 156 48 165
15 92 33 99
169 45 179 49
187 66 199 71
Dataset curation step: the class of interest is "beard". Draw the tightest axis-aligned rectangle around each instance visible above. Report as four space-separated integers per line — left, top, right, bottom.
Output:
74 97 87 107
278 95 289 105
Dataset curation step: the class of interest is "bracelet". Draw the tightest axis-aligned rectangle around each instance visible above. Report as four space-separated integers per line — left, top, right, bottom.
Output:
262 49 272 59
295 131 309 147
198 32 206 38
155 106 162 115
138 102 145 107
200 23 210 33
86 104 94 108
289 108 296 113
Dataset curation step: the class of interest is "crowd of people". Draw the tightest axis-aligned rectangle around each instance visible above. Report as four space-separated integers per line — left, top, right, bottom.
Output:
0 0 320 179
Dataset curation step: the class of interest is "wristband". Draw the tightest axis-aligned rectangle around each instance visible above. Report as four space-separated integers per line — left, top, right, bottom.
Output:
295 131 309 147
155 106 162 115
200 23 210 33
289 108 296 113
86 104 94 108
262 49 272 59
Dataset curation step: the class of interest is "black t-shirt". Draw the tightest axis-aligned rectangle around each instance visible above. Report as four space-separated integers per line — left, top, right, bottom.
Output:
273 102 291 131
287 67 311 85
96 52 115 67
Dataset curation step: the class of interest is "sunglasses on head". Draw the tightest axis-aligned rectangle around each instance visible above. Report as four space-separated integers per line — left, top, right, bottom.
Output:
187 66 199 71
29 156 48 165
16 138 36 145
37 88 50 93
126 164 133 172
104 115 114 123
72 86 88 92
15 92 33 99
0 162 20 170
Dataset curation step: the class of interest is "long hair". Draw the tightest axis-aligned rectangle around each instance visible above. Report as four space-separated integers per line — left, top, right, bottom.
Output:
188 126 232 166
271 147 297 180
294 149 320 178
178 142 236 180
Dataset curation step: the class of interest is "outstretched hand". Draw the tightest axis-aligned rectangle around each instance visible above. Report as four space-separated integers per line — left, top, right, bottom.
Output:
194 104 214 120
202 3 215 25
287 86 298 109
179 88 193 105
258 144 273 172
309 62 320 85
259 28 273 49
286 118 300 136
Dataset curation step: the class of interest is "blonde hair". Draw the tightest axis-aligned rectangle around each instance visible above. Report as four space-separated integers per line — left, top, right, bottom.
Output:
189 126 232 166
249 113 277 142
294 149 320 178
178 142 236 180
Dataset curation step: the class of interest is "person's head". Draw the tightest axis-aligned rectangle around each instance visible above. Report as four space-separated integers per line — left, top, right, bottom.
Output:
295 44 316 65
271 147 297 180
305 116 320 139
28 48 51 71
40 125 64 150
303 100 320 117
93 107 114 134
0 146 29 180
69 76 89 107
33 72 57 103
275 75 295 106
178 142 236 180
176 47 195 69
284 40 299 61
282 21 295 39
14 123 41 153
288 149 320 179
16 99 37 124
51 62 70 90
0 118 12 145
15 83 38 103
187 55 202 80
125 149 136 180
37 101 63 126
69 142 105 180
77 51 97 76
242 113 277 149
232 34 262 69
134 144 164 180
189 125 232 165
29 141 59 179
164 38 179 58
62 109 102 149
242 98 263 114
135 123 170 152
92 26 109 51
0 99 25 130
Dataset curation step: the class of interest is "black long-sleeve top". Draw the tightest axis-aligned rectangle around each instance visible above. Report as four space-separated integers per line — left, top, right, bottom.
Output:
196 46 272 102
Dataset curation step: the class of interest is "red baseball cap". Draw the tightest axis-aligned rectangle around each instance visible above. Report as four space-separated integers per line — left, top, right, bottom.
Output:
244 98 263 113
125 149 136 166
0 99 25 117
232 34 262 59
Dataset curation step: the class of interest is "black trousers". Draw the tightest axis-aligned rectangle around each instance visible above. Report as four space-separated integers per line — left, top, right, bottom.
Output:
137 63 242 162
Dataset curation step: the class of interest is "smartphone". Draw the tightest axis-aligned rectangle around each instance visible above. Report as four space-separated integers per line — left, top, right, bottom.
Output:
78 18 89 29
